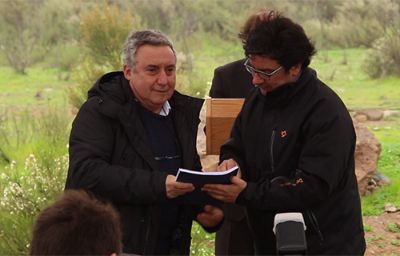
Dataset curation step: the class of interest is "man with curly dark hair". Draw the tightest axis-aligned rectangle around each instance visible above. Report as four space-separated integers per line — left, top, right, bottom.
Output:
204 11 366 255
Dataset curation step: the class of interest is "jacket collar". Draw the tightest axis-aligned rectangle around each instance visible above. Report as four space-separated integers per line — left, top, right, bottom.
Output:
258 67 316 107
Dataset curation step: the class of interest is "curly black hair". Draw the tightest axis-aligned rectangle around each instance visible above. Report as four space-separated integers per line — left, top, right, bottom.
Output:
244 13 316 70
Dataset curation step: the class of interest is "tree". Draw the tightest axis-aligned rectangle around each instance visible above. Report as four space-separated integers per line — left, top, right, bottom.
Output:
0 0 43 74
68 1 140 109
329 0 399 48
0 0 78 74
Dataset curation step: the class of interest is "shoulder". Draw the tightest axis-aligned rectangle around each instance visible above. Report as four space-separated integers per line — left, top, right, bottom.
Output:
299 68 348 111
302 76 353 131
171 91 204 113
215 59 246 74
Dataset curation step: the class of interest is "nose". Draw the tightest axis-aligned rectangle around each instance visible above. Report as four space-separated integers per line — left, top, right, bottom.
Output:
251 72 264 85
157 70 168 85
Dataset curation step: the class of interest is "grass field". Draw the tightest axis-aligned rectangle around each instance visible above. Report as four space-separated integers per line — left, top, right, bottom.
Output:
0 47 399 255
0 66 71 108
0 47 399 200
312 48 400 110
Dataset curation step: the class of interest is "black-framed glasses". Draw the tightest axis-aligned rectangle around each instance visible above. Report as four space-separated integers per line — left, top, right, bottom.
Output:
244 58 283 79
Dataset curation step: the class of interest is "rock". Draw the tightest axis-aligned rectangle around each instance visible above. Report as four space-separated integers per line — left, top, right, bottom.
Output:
384 203 398 213
35 91 44 100
354 109 384 121
373 171 391 186
383 110 400 118
354 119 381 195
354 113 368 122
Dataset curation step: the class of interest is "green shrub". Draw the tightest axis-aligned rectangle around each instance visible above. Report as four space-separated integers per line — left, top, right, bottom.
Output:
362 29 400 79
0 107 70 166
67 2 140 109
391 239 400 246
176 69 209 98
386 223 400 233
328 0 399 48
0 154 67 254
45 43 81 80
364 224 373 232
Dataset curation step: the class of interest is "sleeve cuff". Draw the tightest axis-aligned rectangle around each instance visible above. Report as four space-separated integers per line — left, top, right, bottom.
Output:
236 182 257 206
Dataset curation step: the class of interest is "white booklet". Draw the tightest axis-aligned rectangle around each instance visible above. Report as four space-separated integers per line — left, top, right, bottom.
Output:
176 166 239 186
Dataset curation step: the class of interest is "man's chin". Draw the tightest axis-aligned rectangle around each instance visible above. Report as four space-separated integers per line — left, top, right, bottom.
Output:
259 88 268 95
152 96 171 105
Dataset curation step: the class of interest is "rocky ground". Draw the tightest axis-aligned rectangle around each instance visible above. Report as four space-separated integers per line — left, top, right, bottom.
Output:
364 212 400 255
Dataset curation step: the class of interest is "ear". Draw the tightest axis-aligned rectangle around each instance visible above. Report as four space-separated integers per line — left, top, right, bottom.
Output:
123 64 133 80
289 63 302 77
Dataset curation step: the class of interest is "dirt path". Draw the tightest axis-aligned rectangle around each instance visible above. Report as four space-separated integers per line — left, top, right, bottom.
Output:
364 212 400 255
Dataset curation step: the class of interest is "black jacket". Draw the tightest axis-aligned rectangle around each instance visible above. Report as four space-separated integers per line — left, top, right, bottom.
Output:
66 72 204 255
209 59 253 98
221 68 366 254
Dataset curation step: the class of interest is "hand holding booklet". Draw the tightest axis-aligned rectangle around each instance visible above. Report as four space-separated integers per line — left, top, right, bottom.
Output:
174 166 239 205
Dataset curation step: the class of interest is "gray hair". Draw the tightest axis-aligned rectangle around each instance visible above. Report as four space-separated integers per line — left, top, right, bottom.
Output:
122 29 176 68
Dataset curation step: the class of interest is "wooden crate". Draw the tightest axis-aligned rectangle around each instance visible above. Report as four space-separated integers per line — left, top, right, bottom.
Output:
205 98 244 155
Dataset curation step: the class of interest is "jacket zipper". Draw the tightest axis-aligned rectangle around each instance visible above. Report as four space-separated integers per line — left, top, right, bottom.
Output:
270 129 276 173
307 210 324 243
140 209 152 255
143 220 151 254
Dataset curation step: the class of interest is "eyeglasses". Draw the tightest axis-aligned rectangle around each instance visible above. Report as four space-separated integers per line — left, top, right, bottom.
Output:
244 58 283 79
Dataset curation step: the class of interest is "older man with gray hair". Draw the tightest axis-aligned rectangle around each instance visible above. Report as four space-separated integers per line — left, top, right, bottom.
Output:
66 30 223 255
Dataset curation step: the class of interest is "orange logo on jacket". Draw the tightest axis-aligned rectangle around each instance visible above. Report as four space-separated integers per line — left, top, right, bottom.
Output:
280 130 288 138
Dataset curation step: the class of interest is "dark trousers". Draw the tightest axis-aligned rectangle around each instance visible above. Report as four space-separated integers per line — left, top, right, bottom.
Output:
215 204 255 255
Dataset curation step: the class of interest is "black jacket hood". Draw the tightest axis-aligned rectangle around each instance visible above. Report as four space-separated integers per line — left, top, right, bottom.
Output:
86 71 204 119
88 71 133 104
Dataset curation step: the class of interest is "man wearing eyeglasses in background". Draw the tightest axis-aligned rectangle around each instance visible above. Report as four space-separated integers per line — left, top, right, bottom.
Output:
203 10 366 255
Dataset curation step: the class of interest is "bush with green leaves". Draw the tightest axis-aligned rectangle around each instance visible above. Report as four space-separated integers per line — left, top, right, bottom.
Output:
327 0 399 48
68 2 140 109
362 29 400 79
0 154 67 255
0 107 70 255
0 107 71 166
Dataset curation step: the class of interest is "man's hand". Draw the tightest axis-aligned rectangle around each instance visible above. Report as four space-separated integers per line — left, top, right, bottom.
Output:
202 176 247 203
218 159 238 171
165 175 194 199
218 159 241 178
196 205 224 228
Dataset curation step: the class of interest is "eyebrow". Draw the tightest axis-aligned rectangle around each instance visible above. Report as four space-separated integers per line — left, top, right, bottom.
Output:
249 63 276 73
